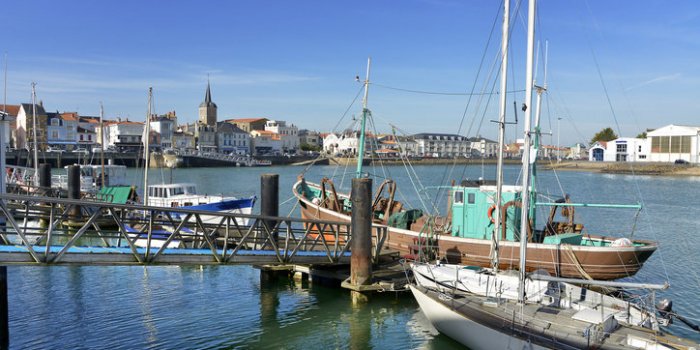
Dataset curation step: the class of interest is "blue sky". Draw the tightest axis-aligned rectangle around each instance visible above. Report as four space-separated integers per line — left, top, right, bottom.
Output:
2 0 699 145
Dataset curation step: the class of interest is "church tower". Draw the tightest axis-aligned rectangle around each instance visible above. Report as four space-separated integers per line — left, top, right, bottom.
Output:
198 80 217 126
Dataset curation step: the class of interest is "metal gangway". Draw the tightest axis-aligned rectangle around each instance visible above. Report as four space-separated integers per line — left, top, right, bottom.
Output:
179 149 271 166
0 193 387 266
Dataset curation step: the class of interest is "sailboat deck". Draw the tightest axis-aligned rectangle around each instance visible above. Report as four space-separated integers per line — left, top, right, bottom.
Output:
426 287 697 349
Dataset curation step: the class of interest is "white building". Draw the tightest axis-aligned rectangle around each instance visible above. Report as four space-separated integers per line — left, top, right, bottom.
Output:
588 138 648 162
413 133 469 158
646 124 700 163
322 132 375 156
250 130 282 155
46 112 78 150
265 120 299 151
150 112 177 150
100 120 144 152
468 136 498 158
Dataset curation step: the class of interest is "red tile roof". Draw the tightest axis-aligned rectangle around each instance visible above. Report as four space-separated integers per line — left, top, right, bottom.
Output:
61 112 79 121
0 105 20 116
226 118 268 123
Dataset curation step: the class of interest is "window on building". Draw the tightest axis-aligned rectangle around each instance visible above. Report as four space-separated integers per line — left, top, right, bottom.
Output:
659 136 670 153
651 136 660 153
616 144 627 153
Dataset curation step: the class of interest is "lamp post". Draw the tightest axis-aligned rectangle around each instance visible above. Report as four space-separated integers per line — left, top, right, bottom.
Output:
557 117 562 162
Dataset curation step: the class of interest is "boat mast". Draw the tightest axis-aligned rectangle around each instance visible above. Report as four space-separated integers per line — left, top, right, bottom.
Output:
529 41 548 229
492 0 511 273
355 57 371 178
99 102 105 189
31 82 39 185
518 0 536 303
143 88 152 205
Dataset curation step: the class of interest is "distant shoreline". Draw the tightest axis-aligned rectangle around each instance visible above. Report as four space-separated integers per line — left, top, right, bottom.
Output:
336 157 700 177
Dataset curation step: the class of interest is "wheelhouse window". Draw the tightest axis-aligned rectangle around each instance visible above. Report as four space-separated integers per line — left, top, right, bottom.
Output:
454 191 464 204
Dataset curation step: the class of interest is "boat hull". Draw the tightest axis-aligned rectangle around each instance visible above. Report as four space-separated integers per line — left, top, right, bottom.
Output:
410 285 550 350
294 181 656 280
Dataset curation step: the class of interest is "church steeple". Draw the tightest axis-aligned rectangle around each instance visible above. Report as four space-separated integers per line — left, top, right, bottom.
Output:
198 78 217 126
199 78 217 109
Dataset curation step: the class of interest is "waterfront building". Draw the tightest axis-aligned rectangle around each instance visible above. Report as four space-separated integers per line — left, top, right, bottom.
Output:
467 136 498 158
1 104 19 149
217 122 250 155
298 129 322 150
77 115 99 148
322 131 375 156
250 130 282 155
195 123 217 153
15 103 48 151
150 111 177 150
225 118 268 133
198 81 217 127
102 119 144 152
588 137 648 162
412 133 469 158
567 143 587 160
264 120 299 152
46 112 78 150
646 124 700 163
172 130 195 150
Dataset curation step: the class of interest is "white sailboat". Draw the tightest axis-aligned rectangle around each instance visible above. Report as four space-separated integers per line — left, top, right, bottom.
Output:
409 1 699 348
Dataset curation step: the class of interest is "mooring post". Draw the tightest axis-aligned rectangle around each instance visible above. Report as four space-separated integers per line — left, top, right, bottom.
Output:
260 174 279 243
350 177 372 302
38 163 51 196
67 165 81 220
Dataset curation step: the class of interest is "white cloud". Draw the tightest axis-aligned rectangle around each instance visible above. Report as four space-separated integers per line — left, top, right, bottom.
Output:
624 73 681 91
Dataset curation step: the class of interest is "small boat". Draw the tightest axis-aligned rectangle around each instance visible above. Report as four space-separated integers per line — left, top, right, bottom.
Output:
125 88 256 249
145 182 256 225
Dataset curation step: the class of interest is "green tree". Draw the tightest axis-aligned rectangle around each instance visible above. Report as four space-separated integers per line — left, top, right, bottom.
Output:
591 127 618 144
636 131 647 139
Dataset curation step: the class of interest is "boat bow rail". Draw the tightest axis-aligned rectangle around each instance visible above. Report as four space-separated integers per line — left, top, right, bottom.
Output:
0 193 389 266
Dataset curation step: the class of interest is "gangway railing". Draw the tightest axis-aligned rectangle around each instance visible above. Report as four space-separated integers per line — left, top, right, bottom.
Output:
0 193 387 266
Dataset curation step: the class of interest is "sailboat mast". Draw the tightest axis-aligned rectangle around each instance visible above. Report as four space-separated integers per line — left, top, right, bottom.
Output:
518 0 536 303
31 82 39 185
355 57 371 178
143 87 152 205
492 0 511 273
99 102 105 188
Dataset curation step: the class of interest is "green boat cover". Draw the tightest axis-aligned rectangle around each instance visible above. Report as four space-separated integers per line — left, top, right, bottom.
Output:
388 209 423 230
96 186 136 204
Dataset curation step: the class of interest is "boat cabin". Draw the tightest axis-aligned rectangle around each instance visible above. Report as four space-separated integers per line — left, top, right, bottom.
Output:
451 180 523 241
147 183 202 207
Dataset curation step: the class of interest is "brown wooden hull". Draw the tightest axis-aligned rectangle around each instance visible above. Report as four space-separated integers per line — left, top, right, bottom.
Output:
295 181 657 280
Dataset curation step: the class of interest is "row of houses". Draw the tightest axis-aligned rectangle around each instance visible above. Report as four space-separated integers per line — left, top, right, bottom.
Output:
588 124 700 164
321 132 501 158
0 82 309 156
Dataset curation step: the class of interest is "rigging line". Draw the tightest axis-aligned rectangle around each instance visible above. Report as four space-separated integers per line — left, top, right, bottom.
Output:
371 82 525 96
582 1 673 287
300 85 364 176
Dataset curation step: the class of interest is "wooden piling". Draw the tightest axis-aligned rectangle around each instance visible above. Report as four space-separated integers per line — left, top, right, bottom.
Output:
67 165 81 219
260 174 279 242
350 178 372 288
38 163 51 195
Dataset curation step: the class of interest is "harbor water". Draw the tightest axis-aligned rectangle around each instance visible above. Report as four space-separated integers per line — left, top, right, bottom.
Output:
9 164 700 348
